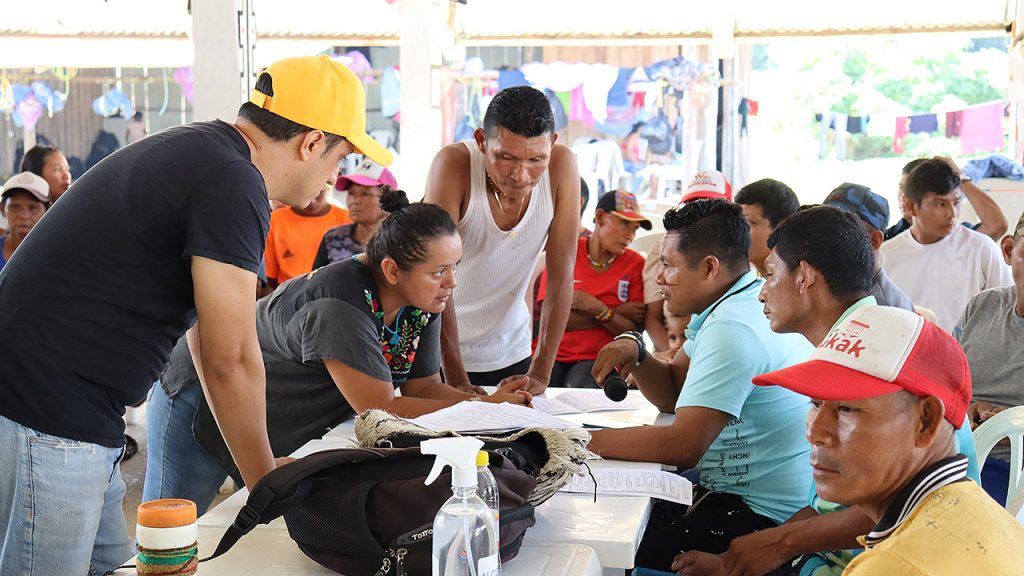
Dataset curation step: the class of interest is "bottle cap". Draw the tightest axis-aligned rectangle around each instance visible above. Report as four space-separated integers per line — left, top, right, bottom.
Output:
137 499 197 528
476 451 489 467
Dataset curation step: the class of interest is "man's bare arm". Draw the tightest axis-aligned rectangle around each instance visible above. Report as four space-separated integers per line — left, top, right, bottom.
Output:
962 180 1008 241
188 256 275 489
588 405 731 468
424 145 476 391
531 145 580 394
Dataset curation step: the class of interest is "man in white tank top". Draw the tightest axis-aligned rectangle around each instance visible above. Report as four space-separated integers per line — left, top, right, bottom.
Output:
425 86 580 394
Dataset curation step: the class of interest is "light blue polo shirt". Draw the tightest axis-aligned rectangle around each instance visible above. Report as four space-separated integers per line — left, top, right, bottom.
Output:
677 270 814 524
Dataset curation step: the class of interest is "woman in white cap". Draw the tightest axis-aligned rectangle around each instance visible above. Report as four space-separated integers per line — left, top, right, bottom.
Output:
314 158 398 267
0 172 50 272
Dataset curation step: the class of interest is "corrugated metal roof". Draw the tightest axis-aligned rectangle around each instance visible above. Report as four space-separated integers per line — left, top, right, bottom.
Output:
0 0 1013 67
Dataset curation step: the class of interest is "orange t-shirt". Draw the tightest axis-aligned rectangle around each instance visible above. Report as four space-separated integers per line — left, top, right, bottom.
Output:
538 236 645 362
265 205 350 284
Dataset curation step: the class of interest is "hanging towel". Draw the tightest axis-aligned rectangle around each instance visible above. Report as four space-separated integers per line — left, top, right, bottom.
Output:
893 117 909 154
959 102 1004 155
569 86 594 126
907 113 938 134
945 111 963 138
846 115 868 134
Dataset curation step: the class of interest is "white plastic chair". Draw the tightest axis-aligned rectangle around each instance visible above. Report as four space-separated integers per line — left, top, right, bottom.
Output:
630 231 664 256
973 405 1024 513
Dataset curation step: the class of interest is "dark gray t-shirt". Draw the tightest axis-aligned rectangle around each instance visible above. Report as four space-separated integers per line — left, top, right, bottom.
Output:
188 257 441 477
954 286 1024 461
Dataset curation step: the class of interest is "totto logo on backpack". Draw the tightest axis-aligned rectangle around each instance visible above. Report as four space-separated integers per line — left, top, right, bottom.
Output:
200 446 538 576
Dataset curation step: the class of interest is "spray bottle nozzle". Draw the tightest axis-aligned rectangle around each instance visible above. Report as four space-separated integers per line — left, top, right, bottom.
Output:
422 437 485 488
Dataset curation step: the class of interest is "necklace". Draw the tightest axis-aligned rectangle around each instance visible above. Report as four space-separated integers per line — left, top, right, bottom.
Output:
487 175 526 239
586 236 616 269
381 307 404 346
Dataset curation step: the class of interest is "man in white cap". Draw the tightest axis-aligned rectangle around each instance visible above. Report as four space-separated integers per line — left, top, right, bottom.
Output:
0 55 390 574
0 172 50 272
681 306 1024 575
314 158 398 267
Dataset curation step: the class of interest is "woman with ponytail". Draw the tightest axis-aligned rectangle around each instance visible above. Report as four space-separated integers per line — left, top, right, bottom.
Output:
145 188 532 514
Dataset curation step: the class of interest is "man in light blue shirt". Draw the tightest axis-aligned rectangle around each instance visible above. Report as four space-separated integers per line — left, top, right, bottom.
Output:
589 199 813 572
673 205 981 576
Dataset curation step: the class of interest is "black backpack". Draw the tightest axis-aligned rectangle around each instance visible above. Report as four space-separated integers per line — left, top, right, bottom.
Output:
204 446 538 576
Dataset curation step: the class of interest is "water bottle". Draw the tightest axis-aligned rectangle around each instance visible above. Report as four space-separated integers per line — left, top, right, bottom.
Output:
476 451 501 552
423 438 500 576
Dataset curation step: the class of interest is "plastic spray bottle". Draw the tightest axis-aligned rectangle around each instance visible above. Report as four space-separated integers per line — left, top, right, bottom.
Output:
423 437 500 576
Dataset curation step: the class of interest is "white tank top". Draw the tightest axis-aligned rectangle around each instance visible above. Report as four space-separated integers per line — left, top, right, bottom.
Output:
454 140 554 371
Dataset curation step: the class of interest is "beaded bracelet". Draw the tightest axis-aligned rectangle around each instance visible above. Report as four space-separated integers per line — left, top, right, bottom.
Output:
613 330 647 365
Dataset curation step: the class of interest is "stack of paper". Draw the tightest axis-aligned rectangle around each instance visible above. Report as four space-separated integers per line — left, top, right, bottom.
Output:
559 468 693 505
408 400 577 434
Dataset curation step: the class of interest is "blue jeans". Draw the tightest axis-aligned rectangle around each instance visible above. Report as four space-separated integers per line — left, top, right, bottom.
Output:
143 382 228 516
0 414 131 575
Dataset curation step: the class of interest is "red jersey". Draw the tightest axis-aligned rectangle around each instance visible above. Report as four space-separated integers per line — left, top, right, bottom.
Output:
538 236 645 362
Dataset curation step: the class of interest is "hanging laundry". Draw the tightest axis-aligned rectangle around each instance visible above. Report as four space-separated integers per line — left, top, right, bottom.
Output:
959 102 1004 155
907 114 938 134
579 63 620 124
520 61 585 92
846 116 868 134
569 85 594 127
739 98 751 135
818 112 848 160
497 69 527 90
544 89 568 131
593 105 638 138
555 91 572 117
961 155 1024 181
945 111 963 138
380 67 401 118
746 99 759 116
606 68 632 107
893 117 909 154
865 114 894 138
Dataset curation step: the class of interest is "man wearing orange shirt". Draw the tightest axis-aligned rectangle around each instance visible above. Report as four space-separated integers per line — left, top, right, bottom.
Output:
265 166 351 287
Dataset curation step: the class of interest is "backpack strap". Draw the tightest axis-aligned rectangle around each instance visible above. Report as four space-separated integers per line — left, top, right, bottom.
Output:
199 447 400 563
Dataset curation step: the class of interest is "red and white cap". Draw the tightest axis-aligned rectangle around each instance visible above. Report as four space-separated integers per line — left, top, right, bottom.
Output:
753 306 971 427
336 157 398 191
680 170 732 204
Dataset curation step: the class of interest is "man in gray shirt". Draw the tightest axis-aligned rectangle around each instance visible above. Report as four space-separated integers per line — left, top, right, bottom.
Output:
824 183 915 311
955 210 1024 506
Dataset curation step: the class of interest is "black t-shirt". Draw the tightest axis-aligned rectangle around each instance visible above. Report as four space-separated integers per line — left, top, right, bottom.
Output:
192 257 441 480
0 120 269 447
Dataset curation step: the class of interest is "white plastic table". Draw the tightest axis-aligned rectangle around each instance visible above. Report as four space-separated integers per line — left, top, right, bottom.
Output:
197 389 669 575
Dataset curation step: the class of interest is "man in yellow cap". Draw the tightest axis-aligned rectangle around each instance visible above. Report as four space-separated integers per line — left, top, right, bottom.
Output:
0 55 389 575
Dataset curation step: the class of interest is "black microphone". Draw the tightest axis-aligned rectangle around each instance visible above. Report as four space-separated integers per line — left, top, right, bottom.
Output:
603 368 628 402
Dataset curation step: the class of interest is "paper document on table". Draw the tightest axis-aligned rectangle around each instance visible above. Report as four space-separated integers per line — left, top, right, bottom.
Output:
533 390 646 415
559 468 692 505
408 401 576 433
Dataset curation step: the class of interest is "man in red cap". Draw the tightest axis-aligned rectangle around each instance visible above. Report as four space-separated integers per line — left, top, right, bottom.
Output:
537 190 649 388
676 306 1024 575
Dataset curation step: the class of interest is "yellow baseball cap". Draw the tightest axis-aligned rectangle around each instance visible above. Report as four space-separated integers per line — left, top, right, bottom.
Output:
249 54 393 167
